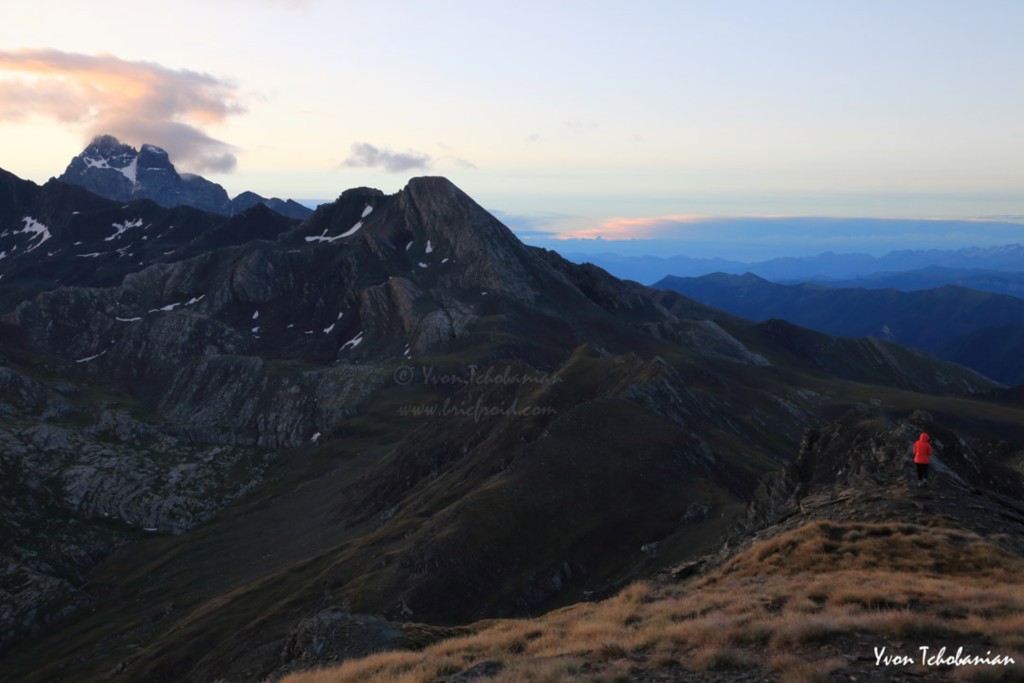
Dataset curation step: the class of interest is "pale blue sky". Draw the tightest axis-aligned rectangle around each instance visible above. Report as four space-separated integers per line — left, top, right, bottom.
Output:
1 0 1023 257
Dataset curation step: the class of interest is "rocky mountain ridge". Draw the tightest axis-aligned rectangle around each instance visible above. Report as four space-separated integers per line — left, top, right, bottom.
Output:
58 135 312 219
0 169 1018 682
656 271 1024 384
0 165 300 312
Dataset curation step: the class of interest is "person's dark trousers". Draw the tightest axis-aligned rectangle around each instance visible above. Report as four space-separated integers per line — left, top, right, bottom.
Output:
916 463 929 482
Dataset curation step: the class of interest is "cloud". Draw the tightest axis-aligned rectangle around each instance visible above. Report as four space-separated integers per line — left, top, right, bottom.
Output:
444 156 477 170
557 214 709 240
538 215 1024 261
562 119 597 135
341 142 431 173
974 215 1024 222
0 49 244 173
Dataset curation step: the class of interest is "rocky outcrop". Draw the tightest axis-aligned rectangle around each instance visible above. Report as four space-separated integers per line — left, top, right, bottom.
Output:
279 609 407 671
0 360 269 651
744 410 1024 536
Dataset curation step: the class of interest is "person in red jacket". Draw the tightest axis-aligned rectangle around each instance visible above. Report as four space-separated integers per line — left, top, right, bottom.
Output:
914 433 932 487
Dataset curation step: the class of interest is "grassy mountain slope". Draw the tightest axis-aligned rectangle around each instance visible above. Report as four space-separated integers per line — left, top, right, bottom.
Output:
278 411 1024 683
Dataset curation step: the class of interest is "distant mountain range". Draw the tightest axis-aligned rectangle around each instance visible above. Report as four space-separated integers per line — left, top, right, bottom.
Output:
655 272 1024 384
565 245 1024 285
785 266 1024 298
58 135 312 219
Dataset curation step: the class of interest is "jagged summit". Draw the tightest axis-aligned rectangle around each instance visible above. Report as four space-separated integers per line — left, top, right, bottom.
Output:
57 135 312 219
60 135 226 212
88 134 135 156
67 135 142 186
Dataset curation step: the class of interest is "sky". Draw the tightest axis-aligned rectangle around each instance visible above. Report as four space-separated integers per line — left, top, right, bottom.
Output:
1 0 1023 260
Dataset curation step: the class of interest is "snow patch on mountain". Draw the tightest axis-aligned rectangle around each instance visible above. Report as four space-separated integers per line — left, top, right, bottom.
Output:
340 331 364 350
306 217 364 242
75 348 110 363
305 230 345 244
83 156 111 170
120 156 139 184
338 221 363 238
19 217 52 252
106 218 144 242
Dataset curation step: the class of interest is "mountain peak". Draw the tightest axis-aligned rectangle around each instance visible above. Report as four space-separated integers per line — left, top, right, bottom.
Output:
62 136 146 200
74 136 139 180
137 143 173 168
57 135 310 220
404 175 460 192
87 134 130 152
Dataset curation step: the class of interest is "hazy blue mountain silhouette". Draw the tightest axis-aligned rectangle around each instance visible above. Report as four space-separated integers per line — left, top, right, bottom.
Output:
566 245 1024 285
656 271 1024 384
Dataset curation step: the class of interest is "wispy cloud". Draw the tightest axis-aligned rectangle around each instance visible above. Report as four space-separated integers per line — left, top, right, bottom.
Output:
556 214 711 240
430 143 477 170
542 215 1024 261
0 49 244 172
973 215 1024 222
445 156 477 170
341 142 431 173
562 118 597 135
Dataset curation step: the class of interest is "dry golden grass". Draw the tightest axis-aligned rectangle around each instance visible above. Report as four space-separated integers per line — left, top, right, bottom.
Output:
278 521 1024 682
767 653 844 683
717 520 1021 580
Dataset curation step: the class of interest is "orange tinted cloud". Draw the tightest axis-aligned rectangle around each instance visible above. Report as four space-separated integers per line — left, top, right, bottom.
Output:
555 214 709 240
0 49 244 172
